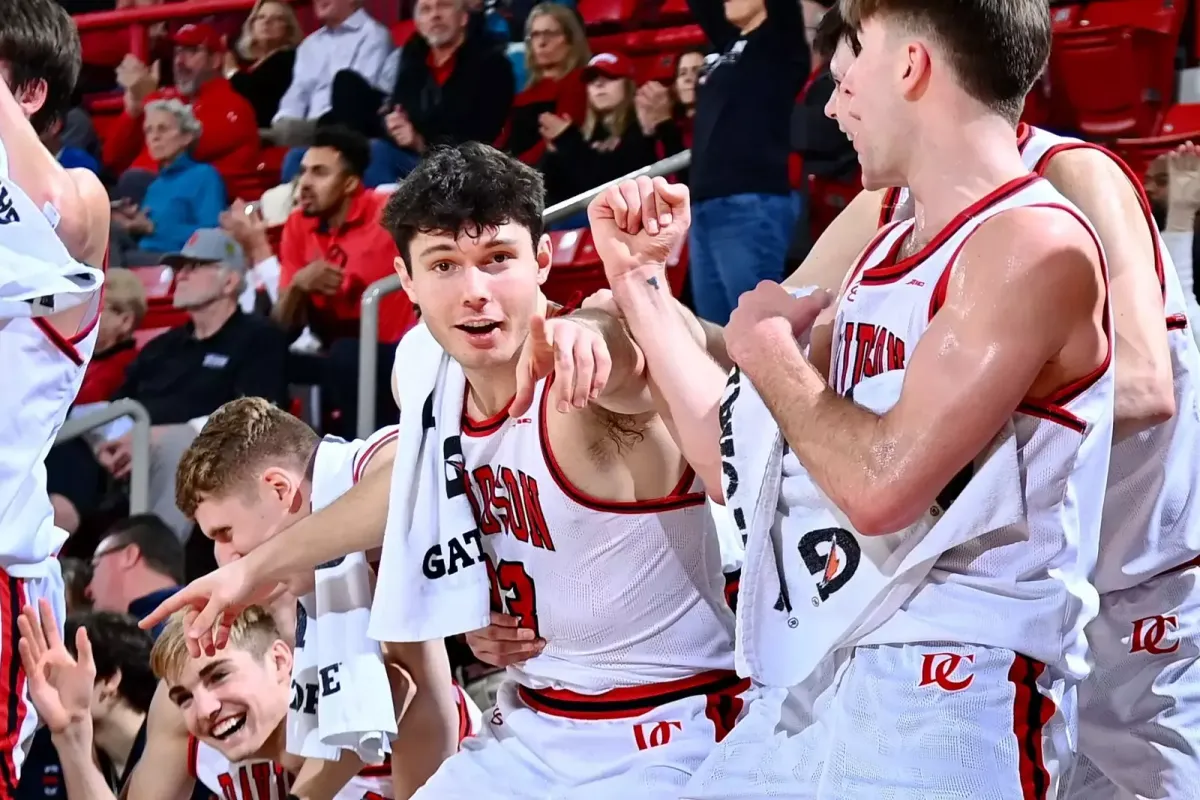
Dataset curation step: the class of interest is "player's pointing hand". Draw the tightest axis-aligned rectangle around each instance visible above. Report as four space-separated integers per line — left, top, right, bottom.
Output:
511 313 613 417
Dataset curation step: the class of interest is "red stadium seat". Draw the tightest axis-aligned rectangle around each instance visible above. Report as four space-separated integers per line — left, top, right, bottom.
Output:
391 20 416 47
1047 0 1185 139
1114 103 1200 181
541 228 687 305
808 174 863 242
578 0 639 32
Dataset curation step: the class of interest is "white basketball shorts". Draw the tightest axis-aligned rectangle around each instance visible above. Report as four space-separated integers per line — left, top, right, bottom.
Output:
0 561 63 798
1068 560 1200 800
684 643 1076 800
412 669 756 800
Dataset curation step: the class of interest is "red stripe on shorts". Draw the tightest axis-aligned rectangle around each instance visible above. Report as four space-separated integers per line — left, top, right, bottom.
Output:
519 669 749 721
0 570 28 796
1008 654 1054 800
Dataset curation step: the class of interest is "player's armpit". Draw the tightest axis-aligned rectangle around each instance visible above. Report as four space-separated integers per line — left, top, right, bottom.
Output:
857 207 1106 532
123 682 196 800
381 640 460 799
289 751 366 800
1044 146 1174 439
782 188 888 293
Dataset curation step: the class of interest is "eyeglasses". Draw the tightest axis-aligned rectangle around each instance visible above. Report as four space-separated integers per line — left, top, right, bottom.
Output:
91 541 133 568
528 29 565 42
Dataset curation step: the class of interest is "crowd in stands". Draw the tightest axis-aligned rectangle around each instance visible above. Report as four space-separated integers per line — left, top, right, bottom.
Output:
25 0 1200 797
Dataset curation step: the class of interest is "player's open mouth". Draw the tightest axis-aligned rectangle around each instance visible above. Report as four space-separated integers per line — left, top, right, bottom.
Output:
456 321 502 335
211 713 247 740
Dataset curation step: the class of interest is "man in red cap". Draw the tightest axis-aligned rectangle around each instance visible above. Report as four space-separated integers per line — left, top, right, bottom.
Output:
103 23 260 193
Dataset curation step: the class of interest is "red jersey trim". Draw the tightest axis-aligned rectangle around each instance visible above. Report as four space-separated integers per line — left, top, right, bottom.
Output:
352 427 400 484
462 394 513 437
860 174 1040 285
32 246 107 365
1168 313 1189 331
186 734 199 778
537 372 706 513
1015 122 1034 154
1008 655 1054 800
455 683 474 741
517 669 749 720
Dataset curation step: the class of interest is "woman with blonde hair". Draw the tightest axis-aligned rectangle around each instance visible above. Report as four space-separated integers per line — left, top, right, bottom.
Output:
228 0 303 128
497 3 591 165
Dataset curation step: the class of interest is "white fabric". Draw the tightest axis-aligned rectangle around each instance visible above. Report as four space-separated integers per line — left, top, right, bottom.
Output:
413 678 760 800
274 8 394 122
369 323 491 642
724 364 1023 688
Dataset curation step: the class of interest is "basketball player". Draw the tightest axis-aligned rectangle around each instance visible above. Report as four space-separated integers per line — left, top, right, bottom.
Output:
0 1 111 792
172 396 472 798
604 2 1110 798
144 143 750 799
791 9 1200 798
18 597 405 800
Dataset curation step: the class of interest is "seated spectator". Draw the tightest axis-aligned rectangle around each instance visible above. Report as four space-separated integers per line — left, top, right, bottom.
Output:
540 53 683 207
361 0 515 187
110 100 227 267
41 114 100 175
49 230 290 538
87 515 184 632
272 0 394 176
228 0 304 128
497 3 589 166
75 269 147 405
104 24 260 197
15 610 155 799
60 557 93 614
224 127 415 437
60 105 101 162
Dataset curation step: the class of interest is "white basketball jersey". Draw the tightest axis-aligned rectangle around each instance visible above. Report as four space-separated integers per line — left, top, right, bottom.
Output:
459 376 737 693
0 137 102 572
188 737 393 800
838 174 1114 678
881 125 1200 593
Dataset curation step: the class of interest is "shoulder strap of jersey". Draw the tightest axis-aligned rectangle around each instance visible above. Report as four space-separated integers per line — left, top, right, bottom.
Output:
352 425 400 484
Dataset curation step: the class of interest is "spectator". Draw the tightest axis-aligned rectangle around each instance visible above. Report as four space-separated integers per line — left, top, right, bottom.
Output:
87 515 185 633
272 0 394 176
225 127 414 437
76 269 148 406
498 3 589 166
228 0 304 128
687 0 808 323
16 611 155 799
110 99 227 267
59 558 93 614
363 0 515 187
540 53 683 207
48 231 290 538
61 106 101 161
104 23 260 198
40 114 100 175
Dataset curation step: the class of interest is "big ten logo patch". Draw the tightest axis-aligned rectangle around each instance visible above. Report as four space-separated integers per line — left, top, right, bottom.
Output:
464 464 554 551
798 527 861 605
216 763 288 800
835 322 907 397
633 721 682 751
918 652 975 692
1130 615 1180 655
291 663 344 716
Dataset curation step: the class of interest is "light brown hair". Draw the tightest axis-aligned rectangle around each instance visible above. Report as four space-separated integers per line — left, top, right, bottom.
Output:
237 0 304 62
104 268 148 327
839 0 1049 124
523 4 591 89
149 605 283 684
175 397 319 520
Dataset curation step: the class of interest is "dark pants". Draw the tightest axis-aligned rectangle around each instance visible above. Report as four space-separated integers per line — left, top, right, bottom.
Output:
688 192 801 324
287 338 399 440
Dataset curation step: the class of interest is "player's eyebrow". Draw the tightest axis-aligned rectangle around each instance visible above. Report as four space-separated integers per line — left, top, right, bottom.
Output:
418 238 522 259
167 658 233 704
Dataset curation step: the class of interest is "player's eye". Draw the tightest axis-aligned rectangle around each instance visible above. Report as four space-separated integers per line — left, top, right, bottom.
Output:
432 261 456 273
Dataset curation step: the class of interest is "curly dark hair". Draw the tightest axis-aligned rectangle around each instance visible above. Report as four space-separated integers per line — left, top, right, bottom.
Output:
382 142 546 271
65 611 156 714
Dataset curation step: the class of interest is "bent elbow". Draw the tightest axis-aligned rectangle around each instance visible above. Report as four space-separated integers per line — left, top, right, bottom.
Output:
843 488 925 537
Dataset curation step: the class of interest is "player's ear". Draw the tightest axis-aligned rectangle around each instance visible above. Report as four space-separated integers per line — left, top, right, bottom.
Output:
11 78 47 119
261 466 298 507
397 257 418 306
270 639 292 683
535 233 552 286
898 40 932 101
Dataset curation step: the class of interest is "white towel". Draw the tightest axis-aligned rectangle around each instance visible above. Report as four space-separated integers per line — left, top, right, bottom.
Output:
368 323 492 643
723 365 1025 688
0 139 103 318
285 596 340 761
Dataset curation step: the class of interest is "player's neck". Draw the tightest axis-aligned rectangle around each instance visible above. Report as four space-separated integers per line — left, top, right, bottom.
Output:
904 114 1029 239
464 366 519 420
257 718 290 764
93 705 145 777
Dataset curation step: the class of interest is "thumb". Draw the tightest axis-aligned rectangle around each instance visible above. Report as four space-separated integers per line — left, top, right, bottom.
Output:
654 177 690 213
784 289 833 335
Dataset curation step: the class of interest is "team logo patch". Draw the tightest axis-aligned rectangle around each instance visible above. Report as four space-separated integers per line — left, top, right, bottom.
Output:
797 527 861 604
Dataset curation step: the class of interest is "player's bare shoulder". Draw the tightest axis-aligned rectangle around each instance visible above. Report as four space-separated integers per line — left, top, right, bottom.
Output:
64 165 111 267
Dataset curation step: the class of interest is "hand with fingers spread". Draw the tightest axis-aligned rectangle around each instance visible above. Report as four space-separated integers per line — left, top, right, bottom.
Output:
725 281 833 369
589 175 691 284
510 311 613 417
17 598 95 736
464 612 546 667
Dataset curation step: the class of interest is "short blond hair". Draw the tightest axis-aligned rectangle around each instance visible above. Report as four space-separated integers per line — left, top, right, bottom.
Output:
149 605 282 684
175 397 319 520
105 268 148 327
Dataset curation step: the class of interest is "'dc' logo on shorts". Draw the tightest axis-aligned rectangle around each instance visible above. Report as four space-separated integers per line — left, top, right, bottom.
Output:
797 527 861 603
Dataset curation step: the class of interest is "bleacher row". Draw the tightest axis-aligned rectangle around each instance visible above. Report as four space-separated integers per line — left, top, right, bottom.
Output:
68 0 1200 350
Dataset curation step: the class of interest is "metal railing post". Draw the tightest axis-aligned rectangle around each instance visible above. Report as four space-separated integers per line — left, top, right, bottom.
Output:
54 399 152 514
356 150 692 438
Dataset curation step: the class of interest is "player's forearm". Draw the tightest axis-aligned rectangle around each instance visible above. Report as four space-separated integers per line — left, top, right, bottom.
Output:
51 725 121 800
289 751 365 800
610 267 729 497
384 643 459 799
566 307 649 413
246 463 390 585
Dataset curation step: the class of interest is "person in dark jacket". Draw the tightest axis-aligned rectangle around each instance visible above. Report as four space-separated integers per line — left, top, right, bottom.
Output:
364 0 515 186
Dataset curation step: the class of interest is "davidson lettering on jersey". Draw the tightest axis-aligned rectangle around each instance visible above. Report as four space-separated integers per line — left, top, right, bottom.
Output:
464 465 555 552
837 322 908 396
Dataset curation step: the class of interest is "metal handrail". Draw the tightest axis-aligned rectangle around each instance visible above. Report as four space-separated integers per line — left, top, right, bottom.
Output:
356 150 692 437
54 399 152 514
74 0 272 61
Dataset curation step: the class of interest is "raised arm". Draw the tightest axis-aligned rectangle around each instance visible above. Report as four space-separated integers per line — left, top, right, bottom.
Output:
1043 146 1175 439
731 206 1106 535
121 683 197 800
